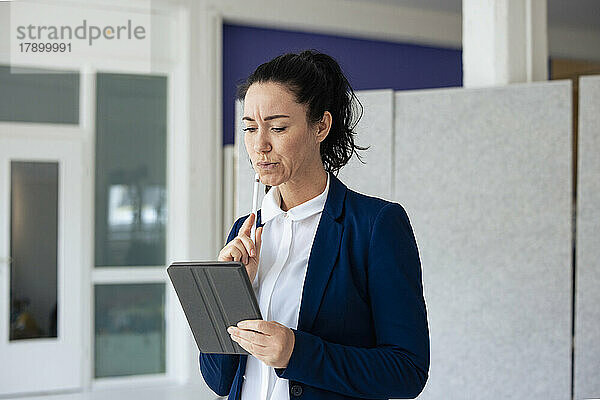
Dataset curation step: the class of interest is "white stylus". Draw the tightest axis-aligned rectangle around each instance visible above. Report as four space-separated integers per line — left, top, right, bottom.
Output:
251 172 260 244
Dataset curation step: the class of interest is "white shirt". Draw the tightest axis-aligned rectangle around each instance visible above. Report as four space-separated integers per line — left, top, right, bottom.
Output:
240 172 330 400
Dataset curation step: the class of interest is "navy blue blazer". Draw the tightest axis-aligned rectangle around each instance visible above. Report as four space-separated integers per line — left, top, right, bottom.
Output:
200 172 429 399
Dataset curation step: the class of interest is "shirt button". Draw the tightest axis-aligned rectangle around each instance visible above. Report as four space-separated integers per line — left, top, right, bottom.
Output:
290 383 303 397
283 212 288 219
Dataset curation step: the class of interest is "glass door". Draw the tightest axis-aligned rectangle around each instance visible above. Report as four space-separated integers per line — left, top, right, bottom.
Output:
0 137 83 396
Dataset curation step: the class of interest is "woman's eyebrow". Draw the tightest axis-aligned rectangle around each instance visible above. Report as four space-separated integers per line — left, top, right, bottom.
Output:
242 114 290 122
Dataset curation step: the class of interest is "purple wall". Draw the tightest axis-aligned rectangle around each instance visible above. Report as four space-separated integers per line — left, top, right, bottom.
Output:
223 24 462 145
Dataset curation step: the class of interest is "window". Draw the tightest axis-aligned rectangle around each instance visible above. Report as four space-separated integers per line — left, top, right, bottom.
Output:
94 73 168 379
95 73 167 267
0 65 79 124
94 283 166 378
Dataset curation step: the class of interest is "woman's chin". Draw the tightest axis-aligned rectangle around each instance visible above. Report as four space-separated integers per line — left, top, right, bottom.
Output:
258 173 282 186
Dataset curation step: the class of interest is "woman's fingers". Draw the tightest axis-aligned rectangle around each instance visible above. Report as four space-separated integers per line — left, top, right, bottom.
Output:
236 213 260 263
240 212 255 237
220 253 232 262
218 213 260 265
235 235 255 260
229 245 245 264
255 227 263 258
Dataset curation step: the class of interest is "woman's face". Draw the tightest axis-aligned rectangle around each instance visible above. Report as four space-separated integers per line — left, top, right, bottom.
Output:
242 82 322 187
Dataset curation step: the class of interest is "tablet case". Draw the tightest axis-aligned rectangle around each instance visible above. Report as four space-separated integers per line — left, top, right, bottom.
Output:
167 261 262 355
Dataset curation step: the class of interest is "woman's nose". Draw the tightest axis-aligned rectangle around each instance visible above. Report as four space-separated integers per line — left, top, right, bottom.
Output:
253 128 271 153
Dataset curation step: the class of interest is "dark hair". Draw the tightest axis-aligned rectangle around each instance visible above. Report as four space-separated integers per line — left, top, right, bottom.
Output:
236 49 369 193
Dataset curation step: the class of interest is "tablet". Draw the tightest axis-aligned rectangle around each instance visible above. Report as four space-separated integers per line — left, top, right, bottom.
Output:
167 261 262 355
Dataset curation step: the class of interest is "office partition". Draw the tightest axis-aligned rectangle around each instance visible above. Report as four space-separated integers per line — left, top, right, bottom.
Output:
574 75 600 400
394 81 573 400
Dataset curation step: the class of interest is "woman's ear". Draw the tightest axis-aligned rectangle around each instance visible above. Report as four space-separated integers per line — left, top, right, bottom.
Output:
315 111 332 144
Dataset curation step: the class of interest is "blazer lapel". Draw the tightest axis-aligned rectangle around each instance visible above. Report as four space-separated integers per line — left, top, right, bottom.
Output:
297 172 346 332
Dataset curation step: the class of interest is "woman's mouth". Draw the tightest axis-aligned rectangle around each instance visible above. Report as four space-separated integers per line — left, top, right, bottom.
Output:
257 162 278 170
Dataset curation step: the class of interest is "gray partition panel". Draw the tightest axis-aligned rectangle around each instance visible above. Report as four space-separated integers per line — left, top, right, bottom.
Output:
337 89 394 200
575 75 600 400
235 90 394 218
394 81 573 399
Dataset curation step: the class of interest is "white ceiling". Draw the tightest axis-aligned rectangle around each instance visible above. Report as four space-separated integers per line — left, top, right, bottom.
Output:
351 0 600 30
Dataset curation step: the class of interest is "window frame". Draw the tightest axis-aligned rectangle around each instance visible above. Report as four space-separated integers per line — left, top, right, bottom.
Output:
87 49 185 395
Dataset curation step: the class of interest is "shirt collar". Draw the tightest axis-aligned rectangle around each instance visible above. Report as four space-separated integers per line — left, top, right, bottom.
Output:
260 172 330 223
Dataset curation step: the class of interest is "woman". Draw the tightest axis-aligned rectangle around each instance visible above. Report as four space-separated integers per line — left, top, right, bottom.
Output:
200 50 429 400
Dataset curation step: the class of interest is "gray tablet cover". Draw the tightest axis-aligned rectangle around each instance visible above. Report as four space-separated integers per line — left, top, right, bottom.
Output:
167 261 262 355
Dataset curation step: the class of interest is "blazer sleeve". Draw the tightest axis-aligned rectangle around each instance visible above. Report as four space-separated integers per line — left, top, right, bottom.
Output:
198 216 246 396
275 202 430 399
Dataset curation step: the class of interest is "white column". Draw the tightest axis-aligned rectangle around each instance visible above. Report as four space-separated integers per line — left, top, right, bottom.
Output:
462 0 548 87
177 0 225 388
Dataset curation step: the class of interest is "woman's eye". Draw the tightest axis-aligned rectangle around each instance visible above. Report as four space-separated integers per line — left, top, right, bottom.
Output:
242 127 285 133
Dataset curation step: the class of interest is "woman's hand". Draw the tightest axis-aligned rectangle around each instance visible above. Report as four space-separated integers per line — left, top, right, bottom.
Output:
228 320 295 369
218 213 263 283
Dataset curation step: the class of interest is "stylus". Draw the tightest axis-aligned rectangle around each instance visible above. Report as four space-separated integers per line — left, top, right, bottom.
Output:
251 172 259 244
